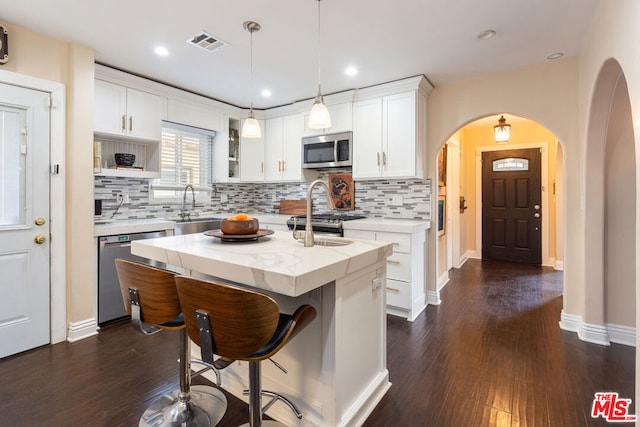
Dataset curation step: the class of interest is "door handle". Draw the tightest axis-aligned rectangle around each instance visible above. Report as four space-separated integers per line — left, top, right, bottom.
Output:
34 234 46 244
534 212 541 218
35 217 46 226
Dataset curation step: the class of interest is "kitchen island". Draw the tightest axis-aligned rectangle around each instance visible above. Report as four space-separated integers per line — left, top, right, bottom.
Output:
132 230 393 427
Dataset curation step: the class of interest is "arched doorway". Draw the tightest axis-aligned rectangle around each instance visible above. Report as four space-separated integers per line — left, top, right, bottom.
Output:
435 115 565 289
576 59 636 346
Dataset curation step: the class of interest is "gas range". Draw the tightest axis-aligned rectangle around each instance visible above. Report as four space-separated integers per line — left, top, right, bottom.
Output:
286 213 366 236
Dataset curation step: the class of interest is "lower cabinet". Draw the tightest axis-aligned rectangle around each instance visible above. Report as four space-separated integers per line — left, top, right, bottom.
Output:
344 226 427 321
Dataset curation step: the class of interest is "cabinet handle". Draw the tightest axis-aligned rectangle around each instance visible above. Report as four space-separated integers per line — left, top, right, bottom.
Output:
261 161 263 174
129 116 133 132
387 259 401 265
121 115 126 131
387 286 400 292
278 160 282 172
282 160 285 171
377 152 380 166
383 152 387 166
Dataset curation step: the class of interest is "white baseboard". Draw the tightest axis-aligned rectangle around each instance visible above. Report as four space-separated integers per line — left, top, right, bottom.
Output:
437 271 449 291
559 311 610 346
607 323 636 347
426 290 441 305
554 260 564 271
67 318 98 342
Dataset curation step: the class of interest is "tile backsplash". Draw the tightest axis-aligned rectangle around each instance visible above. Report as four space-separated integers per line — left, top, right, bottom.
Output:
94 169 431 221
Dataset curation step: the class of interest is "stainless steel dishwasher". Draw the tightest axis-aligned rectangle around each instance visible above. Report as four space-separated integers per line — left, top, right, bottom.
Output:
98 230 168 326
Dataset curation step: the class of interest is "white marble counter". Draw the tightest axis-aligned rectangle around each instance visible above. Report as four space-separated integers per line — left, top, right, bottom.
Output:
94 219 176 237
131 230 393 297
343 217 430 233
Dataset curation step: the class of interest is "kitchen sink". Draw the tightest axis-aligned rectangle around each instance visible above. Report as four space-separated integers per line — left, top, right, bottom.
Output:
174 218 223 235
310 237 353 247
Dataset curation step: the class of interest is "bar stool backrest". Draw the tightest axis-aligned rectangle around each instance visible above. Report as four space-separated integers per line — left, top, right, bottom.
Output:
175 276 280 360
115 259 182 328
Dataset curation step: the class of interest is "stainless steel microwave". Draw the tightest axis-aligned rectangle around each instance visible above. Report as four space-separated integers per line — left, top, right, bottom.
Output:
302 131 353 169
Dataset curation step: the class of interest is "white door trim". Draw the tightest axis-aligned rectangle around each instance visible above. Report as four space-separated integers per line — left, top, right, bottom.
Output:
475 142 550 266
0 69 66 344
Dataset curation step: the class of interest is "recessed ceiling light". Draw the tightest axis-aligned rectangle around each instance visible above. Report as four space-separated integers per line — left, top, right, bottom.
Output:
476 30 496 40
546 52 564 60
345 66 358 76
154 46 169 56
261 89 272 98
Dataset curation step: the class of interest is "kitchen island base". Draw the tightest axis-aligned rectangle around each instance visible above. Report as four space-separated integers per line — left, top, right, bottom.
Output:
193 260 390 427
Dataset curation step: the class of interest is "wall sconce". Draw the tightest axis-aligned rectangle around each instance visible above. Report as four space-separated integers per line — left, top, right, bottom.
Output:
494 115 511 143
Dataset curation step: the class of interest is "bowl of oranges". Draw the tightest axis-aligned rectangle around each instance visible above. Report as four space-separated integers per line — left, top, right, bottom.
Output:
220 213 259 235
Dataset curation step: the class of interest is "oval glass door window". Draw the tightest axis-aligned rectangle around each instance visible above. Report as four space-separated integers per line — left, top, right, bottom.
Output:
492 158 529 171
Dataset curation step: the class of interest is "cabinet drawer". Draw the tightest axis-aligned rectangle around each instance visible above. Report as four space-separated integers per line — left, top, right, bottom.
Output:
385 279 410 309
344 229 376 241
376 232 411 253
386 253 411 282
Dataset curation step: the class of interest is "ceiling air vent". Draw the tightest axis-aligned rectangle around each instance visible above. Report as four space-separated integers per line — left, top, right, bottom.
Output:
187 31 228 52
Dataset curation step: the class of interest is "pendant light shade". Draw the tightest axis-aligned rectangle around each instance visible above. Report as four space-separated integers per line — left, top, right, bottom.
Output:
494 115 511 143
242 108 261 138
308 0 331 130
242 21 262 138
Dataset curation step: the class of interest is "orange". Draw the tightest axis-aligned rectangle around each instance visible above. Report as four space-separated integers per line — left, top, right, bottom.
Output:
236 213 249 220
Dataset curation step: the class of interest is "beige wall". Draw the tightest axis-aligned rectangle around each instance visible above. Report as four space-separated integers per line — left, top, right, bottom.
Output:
2 22 95 325
427 58 578 297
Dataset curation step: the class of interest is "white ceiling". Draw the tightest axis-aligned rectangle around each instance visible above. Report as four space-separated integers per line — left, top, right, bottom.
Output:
0 0 599 110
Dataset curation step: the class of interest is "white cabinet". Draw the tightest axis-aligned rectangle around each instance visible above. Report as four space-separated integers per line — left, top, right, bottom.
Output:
94 80 162 141
166 98 224 132
352 89 427 179
302 102 353 136
239 119 265 182
344 225 427 321
264 114 303 182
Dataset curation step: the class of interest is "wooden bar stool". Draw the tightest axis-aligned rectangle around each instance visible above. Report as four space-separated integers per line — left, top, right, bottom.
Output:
174 275 317 427
115 259 227 427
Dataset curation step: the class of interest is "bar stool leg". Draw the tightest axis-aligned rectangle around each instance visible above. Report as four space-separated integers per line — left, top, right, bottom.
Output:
240 361 286 427
139 329 228 427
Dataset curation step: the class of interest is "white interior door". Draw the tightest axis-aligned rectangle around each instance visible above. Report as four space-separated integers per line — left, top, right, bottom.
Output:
0 82 51 358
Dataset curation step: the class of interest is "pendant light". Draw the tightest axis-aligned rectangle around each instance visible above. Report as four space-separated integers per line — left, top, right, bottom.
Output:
494 115 511 143
308 0 331 130
241 21 262 138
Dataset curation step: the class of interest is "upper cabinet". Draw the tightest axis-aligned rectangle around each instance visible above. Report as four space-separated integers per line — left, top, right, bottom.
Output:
94 80 162 141
239 119 266 182
352 76 431 180
264 114 303 182
166 98 225 132
302 102 353 136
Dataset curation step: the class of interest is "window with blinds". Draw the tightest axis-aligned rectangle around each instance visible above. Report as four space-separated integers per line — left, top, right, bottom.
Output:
151 121 216 200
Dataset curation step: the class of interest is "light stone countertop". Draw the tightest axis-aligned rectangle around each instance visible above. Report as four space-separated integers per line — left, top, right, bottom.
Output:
131 230 393 297
94 218 176 237
342 217 431 233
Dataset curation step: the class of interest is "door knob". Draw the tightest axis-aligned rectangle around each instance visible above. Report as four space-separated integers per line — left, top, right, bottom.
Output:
34 234 46 244
533 212 541 218
534 204 541 210
35 217 46 226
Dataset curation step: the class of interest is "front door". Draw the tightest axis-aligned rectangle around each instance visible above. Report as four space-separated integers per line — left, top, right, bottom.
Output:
0 82 51 358
482 148 542 264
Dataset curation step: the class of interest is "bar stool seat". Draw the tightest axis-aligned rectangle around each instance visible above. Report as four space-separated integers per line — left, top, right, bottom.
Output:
174 276 317 427
115 259 227 427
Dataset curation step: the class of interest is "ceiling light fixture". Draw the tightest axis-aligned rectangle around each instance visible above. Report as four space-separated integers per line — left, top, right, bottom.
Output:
154 46 169 56
308 0 331 130
546 52 564 60
494 115 511 143
476 30 496 40
345 65 358 76
261 89 272 98
241 21 262 139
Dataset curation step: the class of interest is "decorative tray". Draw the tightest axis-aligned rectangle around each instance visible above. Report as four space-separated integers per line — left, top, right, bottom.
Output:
204 229 274 242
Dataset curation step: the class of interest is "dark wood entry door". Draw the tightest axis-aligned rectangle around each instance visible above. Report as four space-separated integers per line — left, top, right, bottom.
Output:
482 148 542 264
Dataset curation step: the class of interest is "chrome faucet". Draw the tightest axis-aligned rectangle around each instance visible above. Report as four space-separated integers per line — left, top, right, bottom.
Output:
180 184 196 221
300 179 335 247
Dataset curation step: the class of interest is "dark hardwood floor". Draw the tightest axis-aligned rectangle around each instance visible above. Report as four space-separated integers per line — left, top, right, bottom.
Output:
0 259 634 426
